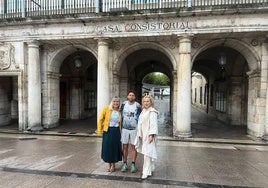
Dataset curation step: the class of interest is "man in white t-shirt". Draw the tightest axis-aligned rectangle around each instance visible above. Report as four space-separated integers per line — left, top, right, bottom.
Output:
120 90 141 173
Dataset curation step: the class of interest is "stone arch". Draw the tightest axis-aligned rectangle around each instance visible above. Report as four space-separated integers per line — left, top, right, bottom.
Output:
114 42 177 73
48 44 97 73
43 44 98 128
192 39 260 71
191 38 263 136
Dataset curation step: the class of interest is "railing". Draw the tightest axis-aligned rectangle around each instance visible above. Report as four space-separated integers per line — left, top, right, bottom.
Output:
0 0 267 19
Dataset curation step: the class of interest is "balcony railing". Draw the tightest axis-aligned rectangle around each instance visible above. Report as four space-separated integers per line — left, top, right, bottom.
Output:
0 0 267 19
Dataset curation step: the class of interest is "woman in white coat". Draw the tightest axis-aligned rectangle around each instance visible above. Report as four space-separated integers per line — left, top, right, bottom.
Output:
135 94 158 180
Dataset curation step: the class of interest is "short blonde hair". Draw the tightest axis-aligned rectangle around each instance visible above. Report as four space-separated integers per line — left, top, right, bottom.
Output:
142 94 155 108
109 96 120 110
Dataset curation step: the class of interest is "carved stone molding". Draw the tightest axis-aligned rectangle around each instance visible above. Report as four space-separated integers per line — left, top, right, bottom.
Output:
42 44 58 53
192 41 200 49
114 44 121 51
47 71 61 79
110 41 121 51
163 40 178 50
0 42 17 70
251 39 258 46
247 69 260 78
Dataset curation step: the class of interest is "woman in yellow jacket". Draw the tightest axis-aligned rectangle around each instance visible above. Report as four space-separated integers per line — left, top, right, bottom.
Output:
97 96 122 172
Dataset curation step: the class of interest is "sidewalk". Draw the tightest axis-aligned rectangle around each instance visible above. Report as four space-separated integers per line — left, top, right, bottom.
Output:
0 105 267 188
0 132 268 188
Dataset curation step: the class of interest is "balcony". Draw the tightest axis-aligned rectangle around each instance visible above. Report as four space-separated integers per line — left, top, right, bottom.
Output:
0 0 267 20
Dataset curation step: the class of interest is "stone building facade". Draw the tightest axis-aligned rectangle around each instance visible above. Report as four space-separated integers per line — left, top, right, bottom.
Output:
0 1 267 138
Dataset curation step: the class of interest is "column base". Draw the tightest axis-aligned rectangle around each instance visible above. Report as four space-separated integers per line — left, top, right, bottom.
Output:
174 131 192 138
27 125 43 132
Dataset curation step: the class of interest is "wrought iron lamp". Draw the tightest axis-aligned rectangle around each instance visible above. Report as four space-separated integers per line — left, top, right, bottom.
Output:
74 55 82 68
218 52 226 68
218 52 226 81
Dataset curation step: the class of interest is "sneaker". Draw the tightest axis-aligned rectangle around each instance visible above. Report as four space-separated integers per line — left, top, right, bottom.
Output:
130 163 137 173
121 163 127 172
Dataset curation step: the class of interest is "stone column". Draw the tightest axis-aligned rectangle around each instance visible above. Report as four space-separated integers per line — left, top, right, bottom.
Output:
172 70 177 131
264 40 268 140
113 71 120 97
229 76 243 125
27 41 43 131
70 78 81 120
97 38 110 119
42 71 60 128
174 35 192 138
247 70 261 137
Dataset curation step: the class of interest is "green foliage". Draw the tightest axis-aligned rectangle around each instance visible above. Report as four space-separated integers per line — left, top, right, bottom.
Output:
143 72 170 86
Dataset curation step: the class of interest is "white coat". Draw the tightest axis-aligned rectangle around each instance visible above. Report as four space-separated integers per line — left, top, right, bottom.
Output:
135 107 158 160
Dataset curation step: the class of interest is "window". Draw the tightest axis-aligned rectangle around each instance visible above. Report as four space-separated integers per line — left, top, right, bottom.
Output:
204 84 208 105
200 87 202 104
194 88 197 103
210 84 214 107
215 91 226 112
84 91 96 110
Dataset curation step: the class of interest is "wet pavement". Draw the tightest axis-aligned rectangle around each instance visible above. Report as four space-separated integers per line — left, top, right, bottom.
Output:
0 99 268 187
0 132 268 188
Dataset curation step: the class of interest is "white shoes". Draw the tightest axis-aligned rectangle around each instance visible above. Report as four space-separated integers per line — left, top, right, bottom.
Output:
141 174 148 179
141 173 153 180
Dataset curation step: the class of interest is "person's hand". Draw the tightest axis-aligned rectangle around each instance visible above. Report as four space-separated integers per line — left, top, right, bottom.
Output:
148 135 154 143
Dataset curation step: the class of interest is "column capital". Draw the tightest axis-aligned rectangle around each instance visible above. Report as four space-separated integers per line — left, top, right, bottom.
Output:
177 34 194 42
178 34 193 54
95 38 111 46
27 40 40 48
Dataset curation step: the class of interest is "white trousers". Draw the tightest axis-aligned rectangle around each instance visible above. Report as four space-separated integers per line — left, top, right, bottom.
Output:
142 155 155 176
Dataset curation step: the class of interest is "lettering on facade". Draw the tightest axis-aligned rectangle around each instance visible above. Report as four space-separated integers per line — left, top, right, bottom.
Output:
125 22 190 32
83 21 190 34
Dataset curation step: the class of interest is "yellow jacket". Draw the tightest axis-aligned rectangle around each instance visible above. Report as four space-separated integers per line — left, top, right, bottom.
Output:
97 106 122 136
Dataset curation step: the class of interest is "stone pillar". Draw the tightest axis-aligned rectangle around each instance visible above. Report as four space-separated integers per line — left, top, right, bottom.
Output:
263 40 268 140
228 76 243 125
97 38 110 119
27 41 43 131
113 71 120 97
42 71 60 128
247 70 261 137
70 78 81 120
174 35 192 138
172 70 177 133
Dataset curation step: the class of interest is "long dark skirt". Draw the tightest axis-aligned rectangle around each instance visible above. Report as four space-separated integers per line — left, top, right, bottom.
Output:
101 127 122 163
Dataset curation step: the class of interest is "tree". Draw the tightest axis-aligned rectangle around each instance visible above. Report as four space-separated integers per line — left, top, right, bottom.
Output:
143 72 170 85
